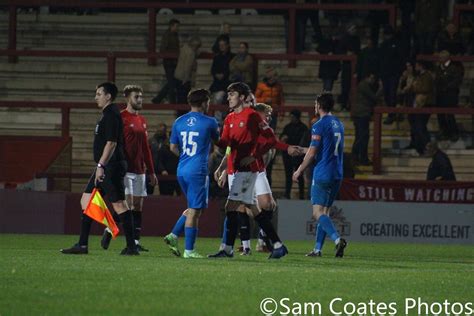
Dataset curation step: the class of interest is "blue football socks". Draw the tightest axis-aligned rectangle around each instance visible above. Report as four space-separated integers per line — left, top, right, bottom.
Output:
185 227 198 251
171 215 186 237
318 215 339 242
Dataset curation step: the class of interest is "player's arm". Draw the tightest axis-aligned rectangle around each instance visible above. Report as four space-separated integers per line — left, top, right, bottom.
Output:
292 146 317 182
170 143 180 156
292 125 321 182
169 123 180 157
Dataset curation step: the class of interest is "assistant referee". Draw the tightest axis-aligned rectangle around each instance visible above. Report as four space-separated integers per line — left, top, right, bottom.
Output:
61 82 139 255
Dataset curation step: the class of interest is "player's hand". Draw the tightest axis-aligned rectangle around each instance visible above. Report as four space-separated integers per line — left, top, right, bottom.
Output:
218 170 227 188
214 169 221 182
149 174 158 187
292 170 301 182
240 156 256 167
95 167 105 186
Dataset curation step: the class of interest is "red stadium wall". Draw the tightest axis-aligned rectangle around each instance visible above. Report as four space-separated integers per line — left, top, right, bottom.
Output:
0 189 222 237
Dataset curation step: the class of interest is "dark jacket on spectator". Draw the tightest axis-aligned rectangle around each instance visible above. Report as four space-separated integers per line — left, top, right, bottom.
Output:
210 51 235 93
160 29 180 64
281 121 308 146
317 36 340 80
357 45 380 81
378 37 402 78
352 80 381 118
435 61 464 100
427 150 456 181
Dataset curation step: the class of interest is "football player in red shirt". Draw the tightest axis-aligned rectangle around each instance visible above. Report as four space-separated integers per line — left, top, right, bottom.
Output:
208 82 291 259
101 85 157 252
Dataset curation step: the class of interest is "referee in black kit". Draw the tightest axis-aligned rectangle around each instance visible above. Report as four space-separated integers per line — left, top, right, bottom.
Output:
61 82 139 256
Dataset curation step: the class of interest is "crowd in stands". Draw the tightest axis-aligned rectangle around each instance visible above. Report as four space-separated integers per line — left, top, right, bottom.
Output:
8 1 473 197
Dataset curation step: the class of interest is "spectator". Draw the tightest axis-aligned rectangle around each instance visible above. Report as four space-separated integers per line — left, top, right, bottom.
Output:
415 0 445 55
367 0 389 47
437 23 465 56
407 61 434 155
229 42 254 88
399 0 416 57
435 50 463 142
209 39 235 105
317 32 341 92
280 109 308 199
379 26 403 125
255 65 284 129
426 142 456 181
357 38 380 83
295 0 322 53
351 73 383 165
397 61 415 108
149 123 180 196
212 23 231 55
337 23 360 111
152 19 180 104
174 35 202 111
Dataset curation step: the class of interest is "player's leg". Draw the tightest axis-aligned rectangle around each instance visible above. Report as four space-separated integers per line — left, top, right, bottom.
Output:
164 176 189 256
218 173 234 251
182 175 208 259
256 192 276 252
238 211 251 255
107 163 138 255
208 199 240 258
311 180 347 257
183 208 203 258
61 172 95 254
131 174 148 251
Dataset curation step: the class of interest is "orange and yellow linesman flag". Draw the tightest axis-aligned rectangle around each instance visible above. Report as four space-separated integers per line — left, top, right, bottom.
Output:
83 188 119 238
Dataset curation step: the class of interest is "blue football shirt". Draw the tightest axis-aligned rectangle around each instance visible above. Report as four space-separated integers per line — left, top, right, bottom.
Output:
170 112 219 177
310 115 344 181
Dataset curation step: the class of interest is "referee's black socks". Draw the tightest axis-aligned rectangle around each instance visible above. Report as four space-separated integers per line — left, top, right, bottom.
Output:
78 214 93 247
119 210 136 249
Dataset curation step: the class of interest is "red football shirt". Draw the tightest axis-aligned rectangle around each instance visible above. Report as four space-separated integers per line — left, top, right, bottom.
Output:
121 110 155 175
218 107 275 173
255 133 289 172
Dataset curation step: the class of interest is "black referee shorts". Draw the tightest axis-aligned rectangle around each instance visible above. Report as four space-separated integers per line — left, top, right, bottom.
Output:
84 160 127 203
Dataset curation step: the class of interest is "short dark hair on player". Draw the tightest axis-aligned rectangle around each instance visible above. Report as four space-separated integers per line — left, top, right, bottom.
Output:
316 93 335 112
123 84 143 97
240 41 249 49
97 82 118 101
187 89 210 107
227 82 251 98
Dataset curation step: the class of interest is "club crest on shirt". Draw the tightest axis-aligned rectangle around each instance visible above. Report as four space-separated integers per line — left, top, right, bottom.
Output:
130 124 134 128
239 121 244 128
230 123 234 128
186 117 197 127
331 120 339 128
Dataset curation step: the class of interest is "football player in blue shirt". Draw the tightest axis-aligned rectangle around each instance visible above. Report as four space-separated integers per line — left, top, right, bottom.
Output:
164 89 220 258
293 93 347 258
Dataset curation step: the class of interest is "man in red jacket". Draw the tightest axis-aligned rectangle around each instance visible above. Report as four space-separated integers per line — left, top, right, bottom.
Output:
102 85 157 252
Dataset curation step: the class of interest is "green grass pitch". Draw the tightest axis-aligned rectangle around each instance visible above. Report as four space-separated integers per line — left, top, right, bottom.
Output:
0 234 472 316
